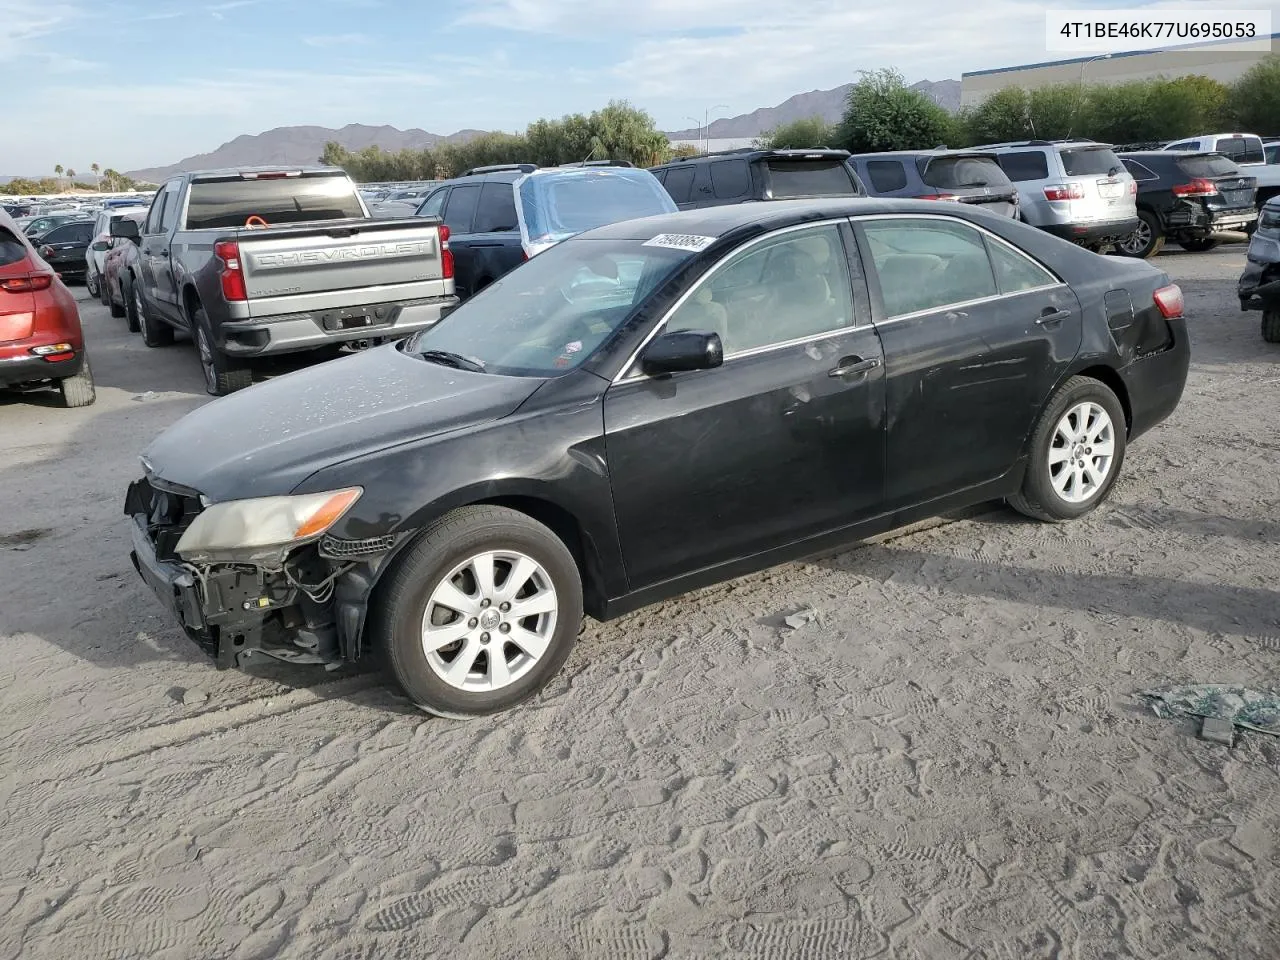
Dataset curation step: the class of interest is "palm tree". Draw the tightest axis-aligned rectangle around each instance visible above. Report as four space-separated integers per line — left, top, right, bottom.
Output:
54 164 63 189
66 168 76 189
91 162 100 191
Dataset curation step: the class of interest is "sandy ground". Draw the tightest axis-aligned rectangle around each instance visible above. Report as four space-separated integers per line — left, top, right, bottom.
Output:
1 246 1278 959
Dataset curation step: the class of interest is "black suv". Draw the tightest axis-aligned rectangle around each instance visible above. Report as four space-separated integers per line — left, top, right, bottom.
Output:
648 148 864 209
1116 151 1258 258
415 164 534 301
848 149 1019 218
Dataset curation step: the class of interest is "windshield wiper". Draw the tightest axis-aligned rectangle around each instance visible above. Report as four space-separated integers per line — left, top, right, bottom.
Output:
416 349 486 373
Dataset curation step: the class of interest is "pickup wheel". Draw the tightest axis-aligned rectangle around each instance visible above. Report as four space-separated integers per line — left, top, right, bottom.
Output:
1117 210 1164 259
1177 237 1218 252
193 306 251 396
1263 309 1280 343
136 281 173 347
372 505 584 718
1008 376 1127 523
58 353 96 408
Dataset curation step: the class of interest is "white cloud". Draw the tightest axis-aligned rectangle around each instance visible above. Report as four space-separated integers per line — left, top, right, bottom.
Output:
0 0 81 61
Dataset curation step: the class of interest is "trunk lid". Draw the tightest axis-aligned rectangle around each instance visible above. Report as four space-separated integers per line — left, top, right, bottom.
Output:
1058 145 1137 222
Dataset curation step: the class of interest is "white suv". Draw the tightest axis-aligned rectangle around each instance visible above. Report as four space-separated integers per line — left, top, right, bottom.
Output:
977 140 1139 251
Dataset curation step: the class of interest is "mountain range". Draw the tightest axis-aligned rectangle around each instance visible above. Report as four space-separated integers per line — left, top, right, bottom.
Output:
123 79 961 182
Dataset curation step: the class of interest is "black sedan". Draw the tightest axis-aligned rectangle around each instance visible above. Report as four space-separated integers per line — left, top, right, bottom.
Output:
35 219 95 282
125 199 1190 717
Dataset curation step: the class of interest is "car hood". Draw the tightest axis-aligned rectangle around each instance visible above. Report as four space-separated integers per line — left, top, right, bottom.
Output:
142 344 545 502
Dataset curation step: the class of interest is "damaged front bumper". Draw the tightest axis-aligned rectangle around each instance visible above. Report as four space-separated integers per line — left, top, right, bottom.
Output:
125 476 388 670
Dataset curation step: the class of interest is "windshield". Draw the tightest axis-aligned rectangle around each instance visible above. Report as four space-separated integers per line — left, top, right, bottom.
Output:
921 156 1011 189
404 237 695 377
1061 147 1124 177
185 174 365 229
516 169 677 245
764 159 857 198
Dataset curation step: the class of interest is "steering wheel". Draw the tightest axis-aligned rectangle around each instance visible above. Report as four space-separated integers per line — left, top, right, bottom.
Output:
245 215 269 229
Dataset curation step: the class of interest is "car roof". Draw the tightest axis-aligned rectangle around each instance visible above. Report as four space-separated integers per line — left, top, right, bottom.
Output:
184 165 347 180
853 149 998 159
577 197 990 241
652 148 851 168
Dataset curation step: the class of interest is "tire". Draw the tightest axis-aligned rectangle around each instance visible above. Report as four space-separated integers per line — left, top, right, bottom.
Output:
192 306 251 396
1117 210 1164 259
1263 309 1280 343
108 279 127 319
85 270 99 298
58 353 96 408
371 505 584 718
1177 237 1218 252
1008 376 1127 523
135 280 173 347
121 276 140 331
99 276 111 307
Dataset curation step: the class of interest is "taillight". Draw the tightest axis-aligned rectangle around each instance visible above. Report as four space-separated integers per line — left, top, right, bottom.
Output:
1129 180 1137 196
1171 178 1218 198
214 240 247 301
1043 183 1086 201
0 274 53 292
1153 283 1184 319
438 224 454 279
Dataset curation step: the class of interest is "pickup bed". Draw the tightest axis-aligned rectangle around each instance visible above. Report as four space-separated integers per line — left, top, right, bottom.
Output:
112 166 457 395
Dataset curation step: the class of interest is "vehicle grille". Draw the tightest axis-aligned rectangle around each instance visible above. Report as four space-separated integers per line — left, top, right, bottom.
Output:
319 533 396 558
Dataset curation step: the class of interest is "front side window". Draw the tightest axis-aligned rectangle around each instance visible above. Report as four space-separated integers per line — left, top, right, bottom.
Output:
862 217 998 317
665 223 853 355
159 183 183 232
865 160 908 192
144 190 169 234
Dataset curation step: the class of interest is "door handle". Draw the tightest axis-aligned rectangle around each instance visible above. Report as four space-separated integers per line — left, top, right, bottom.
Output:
1036 308 1070 326
828 356 881 378
159 249 170 258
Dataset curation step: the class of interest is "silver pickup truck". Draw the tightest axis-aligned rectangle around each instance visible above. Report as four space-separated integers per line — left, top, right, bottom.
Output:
111 166 457 395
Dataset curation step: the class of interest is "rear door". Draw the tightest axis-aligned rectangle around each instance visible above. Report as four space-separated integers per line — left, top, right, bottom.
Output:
469 181 522 291
152 180 184 319
440 183 482 298
661 165 697 209
855 214 1081 509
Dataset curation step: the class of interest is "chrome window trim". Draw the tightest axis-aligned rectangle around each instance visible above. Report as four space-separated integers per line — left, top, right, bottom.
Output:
856 212 1067 322
610 218 857 385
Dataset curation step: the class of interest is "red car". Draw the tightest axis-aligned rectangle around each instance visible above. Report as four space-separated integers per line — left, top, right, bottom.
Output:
0 209 95 407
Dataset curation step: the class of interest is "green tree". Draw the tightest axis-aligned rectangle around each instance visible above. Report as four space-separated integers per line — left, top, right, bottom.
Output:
755 116 836 149
1228 54 1280 135
836 68 954 153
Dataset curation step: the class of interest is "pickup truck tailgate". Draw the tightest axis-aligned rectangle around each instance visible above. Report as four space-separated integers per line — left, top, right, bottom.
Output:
237 219 448 319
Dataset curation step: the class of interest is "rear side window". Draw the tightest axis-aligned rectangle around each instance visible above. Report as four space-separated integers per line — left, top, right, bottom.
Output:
0 228 27 266
865 160 908 192
1214 136 1264 165
766 159 857 197
474 182 518 232
185 175 365 229
650 168 668 184
921 156 1011 189
996 151 1049 181
1122 160 1158 181
710 160 751 199
442 184 481 233
987 239 1057 293
862 217 998 317
663 166 696 204
417 188 447 219
1166 140 1198 151
1060 147 1123 177
1176 154 1240 178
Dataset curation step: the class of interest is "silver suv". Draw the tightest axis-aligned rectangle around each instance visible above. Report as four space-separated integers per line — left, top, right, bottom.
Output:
978 139 1138 250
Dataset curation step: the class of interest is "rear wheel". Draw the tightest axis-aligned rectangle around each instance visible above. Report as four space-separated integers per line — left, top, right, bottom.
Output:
1117 210 1164 259
58 353 96 408
1008 376 1127 523
1177 237 1218 252
136 281 173 347
1263 309 1280 343
193 306 251 395
372 506 584 718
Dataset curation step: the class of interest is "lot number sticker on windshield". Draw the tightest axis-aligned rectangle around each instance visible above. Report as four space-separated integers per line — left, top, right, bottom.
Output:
643 233 716 252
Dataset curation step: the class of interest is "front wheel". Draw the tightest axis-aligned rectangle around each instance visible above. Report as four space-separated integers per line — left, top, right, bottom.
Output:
58 353 96 408
1263 308 1280 343
1117 211 1164 259
1008 376 1127 522
372 506 584 718
1177 237 1218 253
193 306 251 396
85 270 99 298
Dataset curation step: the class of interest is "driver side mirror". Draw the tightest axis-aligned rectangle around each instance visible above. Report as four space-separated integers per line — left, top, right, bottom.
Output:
110 219 140 241
91 239 111 252
641 330 723 375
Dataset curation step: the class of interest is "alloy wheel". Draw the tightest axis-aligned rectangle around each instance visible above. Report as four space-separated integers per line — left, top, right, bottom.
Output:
194 325 216 392
1048 401 1115 504
1119 220 1151 256
421 550 559 692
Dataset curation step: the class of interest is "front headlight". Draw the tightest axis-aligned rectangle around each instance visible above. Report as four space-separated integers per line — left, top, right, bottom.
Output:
175 487 362 561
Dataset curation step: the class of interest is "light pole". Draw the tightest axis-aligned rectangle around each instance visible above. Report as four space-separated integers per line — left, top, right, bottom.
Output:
1068 54 1111 138
702 104 728 153
685 116 704 154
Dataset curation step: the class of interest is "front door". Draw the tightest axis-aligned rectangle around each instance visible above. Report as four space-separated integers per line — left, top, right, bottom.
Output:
604 221 887 589
855 215 1082 509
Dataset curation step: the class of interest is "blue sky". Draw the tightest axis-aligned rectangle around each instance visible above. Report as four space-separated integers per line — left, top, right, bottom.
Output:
2 0 1273 174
